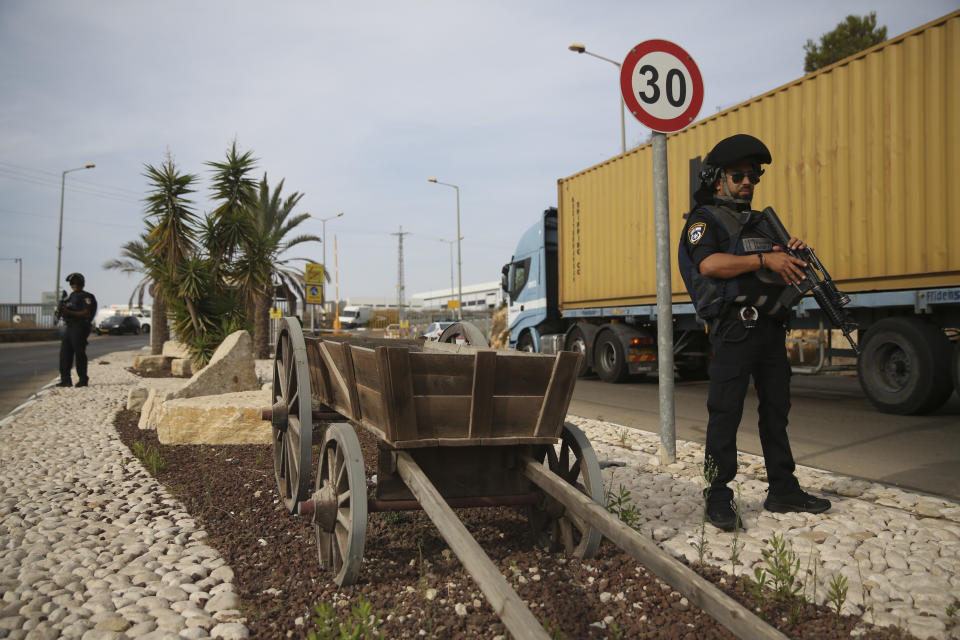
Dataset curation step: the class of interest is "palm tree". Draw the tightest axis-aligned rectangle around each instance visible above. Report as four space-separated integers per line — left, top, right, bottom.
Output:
204 141 258 282
235 173 320 357
142 155 199 355
102 232 153 309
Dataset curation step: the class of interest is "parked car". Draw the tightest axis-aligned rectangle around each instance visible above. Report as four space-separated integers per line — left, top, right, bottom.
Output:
420 321 456 341
96 314 141 335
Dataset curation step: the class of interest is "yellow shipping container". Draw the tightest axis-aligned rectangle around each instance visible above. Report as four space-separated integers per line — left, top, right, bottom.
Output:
558 11 960 311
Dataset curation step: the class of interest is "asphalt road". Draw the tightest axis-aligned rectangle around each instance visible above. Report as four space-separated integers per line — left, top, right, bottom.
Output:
568 373 960 501
0 334 149 417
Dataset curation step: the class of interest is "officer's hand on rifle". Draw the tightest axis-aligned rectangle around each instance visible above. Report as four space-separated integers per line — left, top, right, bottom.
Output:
766 238 808 285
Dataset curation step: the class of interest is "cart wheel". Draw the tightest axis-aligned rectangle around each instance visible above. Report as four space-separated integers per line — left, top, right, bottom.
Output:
315 423 368 586
438 321 489 347
272 317 314 514
528 422 603 558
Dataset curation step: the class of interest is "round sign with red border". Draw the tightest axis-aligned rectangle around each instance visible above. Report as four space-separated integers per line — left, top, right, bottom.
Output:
620 39 703 133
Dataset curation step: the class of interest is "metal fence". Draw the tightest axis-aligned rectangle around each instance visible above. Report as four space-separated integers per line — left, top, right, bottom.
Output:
0 303 57 328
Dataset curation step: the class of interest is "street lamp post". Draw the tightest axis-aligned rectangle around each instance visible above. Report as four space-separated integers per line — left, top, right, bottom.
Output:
568 43 626 155
311 211 343 328
438 238 457 305
428 178 463 320
55 163 95 303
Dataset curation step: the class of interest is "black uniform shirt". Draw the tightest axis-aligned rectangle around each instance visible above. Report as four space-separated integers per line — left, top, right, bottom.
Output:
65 290 97 327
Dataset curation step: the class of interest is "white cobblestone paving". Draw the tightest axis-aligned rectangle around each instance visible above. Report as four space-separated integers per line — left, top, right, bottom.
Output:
0 351 249 640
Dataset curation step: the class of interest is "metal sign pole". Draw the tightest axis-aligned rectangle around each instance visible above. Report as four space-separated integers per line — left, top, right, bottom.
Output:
620 39 702 467
652 132 676 464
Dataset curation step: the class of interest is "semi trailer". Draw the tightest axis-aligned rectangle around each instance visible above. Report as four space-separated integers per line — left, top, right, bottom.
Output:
502 11 960 414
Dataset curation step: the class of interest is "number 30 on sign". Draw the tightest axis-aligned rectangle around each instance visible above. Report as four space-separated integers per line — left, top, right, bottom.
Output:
620 39 703 134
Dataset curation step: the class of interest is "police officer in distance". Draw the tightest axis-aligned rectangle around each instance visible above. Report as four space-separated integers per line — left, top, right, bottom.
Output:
58 272 97 387
680 134 831 531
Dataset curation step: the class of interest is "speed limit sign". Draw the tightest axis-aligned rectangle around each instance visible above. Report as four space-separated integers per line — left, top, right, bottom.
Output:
620 39 703 133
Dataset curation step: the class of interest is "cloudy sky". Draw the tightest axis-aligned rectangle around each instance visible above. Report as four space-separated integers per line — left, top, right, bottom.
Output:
1 1 955 307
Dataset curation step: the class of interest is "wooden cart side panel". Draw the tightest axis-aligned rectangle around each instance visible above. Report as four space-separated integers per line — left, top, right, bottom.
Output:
350 346 381 389
491 355 555 396
377 347 419 442
409 352 474 395
339 343 362 421
357 384 387 435
533 351 582 437
312 341 352 417
305 340 333 410
412 396 470 439
468 351 496 439
491 396 545 437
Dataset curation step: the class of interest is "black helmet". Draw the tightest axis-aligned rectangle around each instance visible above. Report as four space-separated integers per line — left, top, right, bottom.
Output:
694 134 772 204
66 272 85 286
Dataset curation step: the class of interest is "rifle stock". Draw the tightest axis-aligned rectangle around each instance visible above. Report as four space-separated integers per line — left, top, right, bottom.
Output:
761 207 861 355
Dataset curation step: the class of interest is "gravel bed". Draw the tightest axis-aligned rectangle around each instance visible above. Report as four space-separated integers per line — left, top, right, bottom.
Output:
113 410 925 639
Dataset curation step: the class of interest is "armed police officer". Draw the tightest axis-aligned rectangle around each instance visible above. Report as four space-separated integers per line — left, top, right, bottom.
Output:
57 272 97 388
679 134 831 531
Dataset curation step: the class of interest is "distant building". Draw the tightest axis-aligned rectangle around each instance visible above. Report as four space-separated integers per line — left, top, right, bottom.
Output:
412 281 504 310
344 296 423 309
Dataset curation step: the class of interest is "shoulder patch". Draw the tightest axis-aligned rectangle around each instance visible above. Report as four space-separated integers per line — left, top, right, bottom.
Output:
687 222 706 245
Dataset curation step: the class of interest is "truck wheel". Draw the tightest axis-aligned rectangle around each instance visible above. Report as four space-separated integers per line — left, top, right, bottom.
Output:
565 326 593 377
594 332 628 383
857 317 953 414
517 332 536 352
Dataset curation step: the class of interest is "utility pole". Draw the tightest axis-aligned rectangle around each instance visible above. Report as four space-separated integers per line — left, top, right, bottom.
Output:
392 226 410 325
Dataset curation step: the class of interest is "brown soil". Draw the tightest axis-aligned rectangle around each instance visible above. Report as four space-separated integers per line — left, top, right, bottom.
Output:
111 409 928 640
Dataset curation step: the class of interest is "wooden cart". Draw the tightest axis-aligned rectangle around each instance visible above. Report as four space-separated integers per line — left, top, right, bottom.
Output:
263 318 788 640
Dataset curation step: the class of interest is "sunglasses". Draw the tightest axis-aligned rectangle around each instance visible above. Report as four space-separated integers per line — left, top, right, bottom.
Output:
728 170 763 184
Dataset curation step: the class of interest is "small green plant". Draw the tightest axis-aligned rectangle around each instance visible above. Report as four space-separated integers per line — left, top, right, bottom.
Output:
306 595 384 639
730 483 743 573
804 545 819 605
745 566 770 608
608 621 624 639
132 440 165 475
616 428 629 447
695 458 719 565
604 484 641 530
746 533 802 603
255 450 264 466
947 602 957 618
383 511 411 525
826 574 849 625
544 619 568 640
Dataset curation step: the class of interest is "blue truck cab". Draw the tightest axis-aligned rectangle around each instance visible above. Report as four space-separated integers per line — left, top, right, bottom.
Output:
501 209 560 352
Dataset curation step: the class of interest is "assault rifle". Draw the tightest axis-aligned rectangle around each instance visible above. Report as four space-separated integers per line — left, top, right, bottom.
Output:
761 207 860 355
53 290 67 324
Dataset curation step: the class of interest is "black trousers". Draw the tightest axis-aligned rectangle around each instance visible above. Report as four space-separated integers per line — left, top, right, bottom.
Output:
704 315 799 503
59 324 89 384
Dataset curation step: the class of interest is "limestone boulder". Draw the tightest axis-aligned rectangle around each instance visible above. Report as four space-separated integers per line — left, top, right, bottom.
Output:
171 358 193 377
156 389 272 445
134 355 171 375
162 341 191 359
127 386 150 412
137 379 191 430
173 330 259 399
